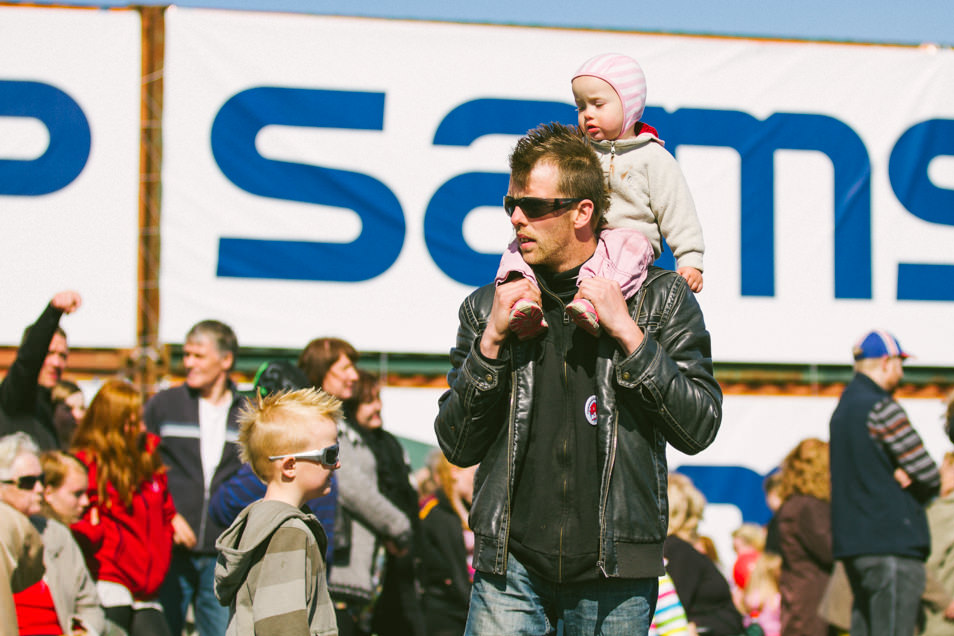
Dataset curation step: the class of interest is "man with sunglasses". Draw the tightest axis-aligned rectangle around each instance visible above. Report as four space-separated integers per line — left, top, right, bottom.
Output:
829 330 940 636
0 290 82 451
435 123 722 636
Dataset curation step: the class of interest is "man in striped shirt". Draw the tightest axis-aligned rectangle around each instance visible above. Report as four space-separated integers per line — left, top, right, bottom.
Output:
829 330 940 636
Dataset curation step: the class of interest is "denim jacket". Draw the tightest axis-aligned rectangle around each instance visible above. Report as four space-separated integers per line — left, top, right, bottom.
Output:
434 267 722 579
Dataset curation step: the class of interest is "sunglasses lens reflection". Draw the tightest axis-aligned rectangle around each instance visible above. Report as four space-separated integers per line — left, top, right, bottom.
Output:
504 196 581 219
504 197 549 218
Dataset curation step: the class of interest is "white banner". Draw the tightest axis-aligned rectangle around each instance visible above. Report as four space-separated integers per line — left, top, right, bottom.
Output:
383 387 952 494
384 386 952 564
0 7 141 348
160 9 954 363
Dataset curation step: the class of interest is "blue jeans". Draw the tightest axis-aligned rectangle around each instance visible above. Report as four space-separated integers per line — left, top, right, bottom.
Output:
465 552 657 636
159 551 229 636
843 554 925 636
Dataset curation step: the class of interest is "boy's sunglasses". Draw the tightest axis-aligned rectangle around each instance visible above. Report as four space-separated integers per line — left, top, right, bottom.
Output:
503 196 585 219
269 443 340 467
1 473 45 490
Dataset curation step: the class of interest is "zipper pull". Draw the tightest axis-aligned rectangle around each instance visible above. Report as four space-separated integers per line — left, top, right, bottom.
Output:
609 141 616 180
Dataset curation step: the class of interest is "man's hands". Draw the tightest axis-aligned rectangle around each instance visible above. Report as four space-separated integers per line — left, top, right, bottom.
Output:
480 278 541 359
577 278 643 355
481 277 643 358
51 290 82 314
171 512 198 549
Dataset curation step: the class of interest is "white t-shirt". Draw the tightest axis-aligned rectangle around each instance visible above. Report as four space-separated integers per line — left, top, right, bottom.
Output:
198 395 231 490
97 580 162 611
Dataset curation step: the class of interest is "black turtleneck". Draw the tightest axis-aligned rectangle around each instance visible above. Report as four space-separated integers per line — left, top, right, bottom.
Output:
508 263 603 583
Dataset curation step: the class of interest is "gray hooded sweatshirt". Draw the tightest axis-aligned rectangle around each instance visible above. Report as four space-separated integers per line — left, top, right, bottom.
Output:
214 499 338 636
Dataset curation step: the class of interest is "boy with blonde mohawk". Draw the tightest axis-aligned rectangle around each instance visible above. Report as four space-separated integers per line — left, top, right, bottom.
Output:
214 388 340 636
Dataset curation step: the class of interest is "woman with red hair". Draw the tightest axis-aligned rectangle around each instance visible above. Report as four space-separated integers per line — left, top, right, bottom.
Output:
71 379 175 636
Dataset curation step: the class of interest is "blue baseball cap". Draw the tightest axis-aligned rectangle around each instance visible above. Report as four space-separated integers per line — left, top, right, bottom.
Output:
852 330 911 361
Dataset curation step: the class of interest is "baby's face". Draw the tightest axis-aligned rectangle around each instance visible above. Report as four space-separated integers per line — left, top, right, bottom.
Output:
572 76 625 141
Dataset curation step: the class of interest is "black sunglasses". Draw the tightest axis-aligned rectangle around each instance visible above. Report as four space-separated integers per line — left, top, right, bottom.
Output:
268 443 340 468
503 196 585 219
1 473 45 490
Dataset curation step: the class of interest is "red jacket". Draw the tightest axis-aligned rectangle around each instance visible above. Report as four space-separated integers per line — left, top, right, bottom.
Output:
72 434 175 600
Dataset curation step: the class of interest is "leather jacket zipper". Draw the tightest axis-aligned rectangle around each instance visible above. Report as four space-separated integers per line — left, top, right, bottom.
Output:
501 366 518 574
597 409 619 578
597 289 642 576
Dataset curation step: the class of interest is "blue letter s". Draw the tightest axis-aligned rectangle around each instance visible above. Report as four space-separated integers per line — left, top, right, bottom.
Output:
211 87 405 282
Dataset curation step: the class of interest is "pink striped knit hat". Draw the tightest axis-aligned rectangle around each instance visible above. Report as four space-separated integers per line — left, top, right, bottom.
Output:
572 53 647 137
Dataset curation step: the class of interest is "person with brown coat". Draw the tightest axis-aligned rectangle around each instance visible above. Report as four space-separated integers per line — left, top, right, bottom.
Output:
775 438 834 636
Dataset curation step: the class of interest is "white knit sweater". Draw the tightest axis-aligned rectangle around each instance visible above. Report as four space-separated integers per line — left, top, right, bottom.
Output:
590 131 705 272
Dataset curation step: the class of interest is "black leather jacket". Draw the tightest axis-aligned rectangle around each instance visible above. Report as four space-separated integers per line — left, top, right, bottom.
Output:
435 267 722 579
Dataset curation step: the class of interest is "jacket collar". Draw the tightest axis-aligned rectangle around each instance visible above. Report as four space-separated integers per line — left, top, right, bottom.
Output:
589 122 662 152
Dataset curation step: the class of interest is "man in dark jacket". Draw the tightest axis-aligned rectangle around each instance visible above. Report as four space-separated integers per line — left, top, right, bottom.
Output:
434 123 722 635
145 319 244 636
0 290 82 450
829 330 940 636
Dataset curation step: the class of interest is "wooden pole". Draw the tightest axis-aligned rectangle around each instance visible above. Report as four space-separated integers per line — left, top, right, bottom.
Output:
135 5 166 399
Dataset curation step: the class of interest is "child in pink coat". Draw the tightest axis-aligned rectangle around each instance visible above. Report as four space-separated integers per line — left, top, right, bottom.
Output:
498 52 704 339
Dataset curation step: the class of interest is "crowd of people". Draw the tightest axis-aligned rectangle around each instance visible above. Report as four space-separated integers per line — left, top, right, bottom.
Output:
0 294 477 636
3 292 950 636
2 50 952 636
651 414 954 636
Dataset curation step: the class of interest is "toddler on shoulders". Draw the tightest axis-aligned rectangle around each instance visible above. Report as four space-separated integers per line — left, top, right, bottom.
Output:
499 52 705 340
